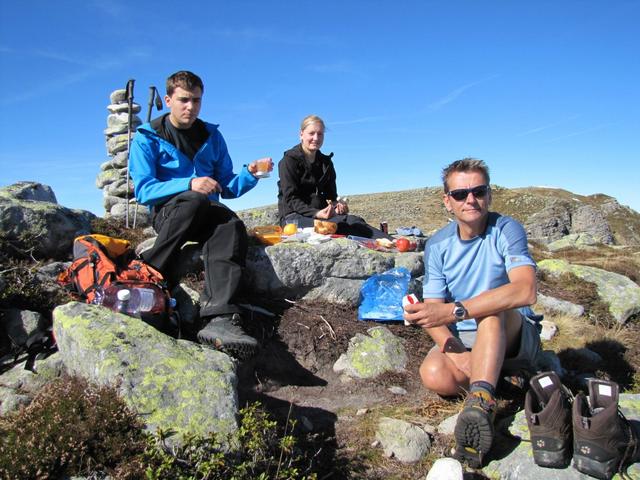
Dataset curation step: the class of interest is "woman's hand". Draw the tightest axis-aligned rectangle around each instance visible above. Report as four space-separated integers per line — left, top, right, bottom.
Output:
335 201 349 215
315 203 335 219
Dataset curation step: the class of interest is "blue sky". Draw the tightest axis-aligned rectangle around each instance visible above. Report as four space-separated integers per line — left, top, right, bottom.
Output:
1 1 639 216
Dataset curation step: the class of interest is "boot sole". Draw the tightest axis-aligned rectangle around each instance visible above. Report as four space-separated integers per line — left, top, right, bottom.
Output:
573 453 619 480
454 408 494 467
197 334 258 361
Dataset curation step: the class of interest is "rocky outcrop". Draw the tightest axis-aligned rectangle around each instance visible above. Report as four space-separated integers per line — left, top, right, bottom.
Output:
538 259 640 324
52 302 238 447
0 182 95 260
525 202 613 245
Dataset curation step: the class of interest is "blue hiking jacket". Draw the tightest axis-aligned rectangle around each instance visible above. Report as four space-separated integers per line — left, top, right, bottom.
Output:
130 120 258 206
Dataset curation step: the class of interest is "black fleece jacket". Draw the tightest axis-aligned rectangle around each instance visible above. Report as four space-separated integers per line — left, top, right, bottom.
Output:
277 144 338 221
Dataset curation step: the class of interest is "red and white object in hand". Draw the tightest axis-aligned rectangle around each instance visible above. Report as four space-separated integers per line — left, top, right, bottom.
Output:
402 294 419 326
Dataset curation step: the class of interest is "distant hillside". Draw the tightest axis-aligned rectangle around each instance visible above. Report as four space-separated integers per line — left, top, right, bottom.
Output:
239 185 640 246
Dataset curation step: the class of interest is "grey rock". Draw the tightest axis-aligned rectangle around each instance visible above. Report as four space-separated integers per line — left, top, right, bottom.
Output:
0 186 95 260
105 177 134 197
106 133 130 155
482 394 640 479
302 277 364 305
0 181 57 203
536 293 584 317
237 205 280 230
525 203 571 243
539 320 558 341
109 89 127 104
388 386 407 395
103 194 127 211
111 151 129 168
107 102 141 114
333 326 407 379
3 309 47 346
107 112 142 128
538 259 640 324
0 355 66 415
547 233 599 251
53 302 239 448
375 416 431 463
95 168 124 189
571 204 613 244
437 413 459 436
109 203 150 227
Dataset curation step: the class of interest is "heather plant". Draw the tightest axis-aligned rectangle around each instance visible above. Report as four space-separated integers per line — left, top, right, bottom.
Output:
0 375 146 479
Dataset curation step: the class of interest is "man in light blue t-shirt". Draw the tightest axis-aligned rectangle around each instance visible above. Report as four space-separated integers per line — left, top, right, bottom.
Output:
404 158 540 467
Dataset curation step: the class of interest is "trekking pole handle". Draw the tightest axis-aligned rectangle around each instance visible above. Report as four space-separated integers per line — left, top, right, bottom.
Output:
125 79 135 102
146 86 155 123
154 87 163 111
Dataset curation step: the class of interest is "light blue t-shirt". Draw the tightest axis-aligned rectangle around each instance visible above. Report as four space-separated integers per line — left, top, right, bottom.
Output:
423 212 536 331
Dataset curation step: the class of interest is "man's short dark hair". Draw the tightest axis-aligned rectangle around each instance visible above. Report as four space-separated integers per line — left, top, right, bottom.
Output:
166 71 204 96
441 158 491 193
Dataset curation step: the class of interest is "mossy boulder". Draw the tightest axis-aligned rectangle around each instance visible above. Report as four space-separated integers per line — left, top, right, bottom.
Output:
52 302 238 447
538 259 640 324
333 326 407 379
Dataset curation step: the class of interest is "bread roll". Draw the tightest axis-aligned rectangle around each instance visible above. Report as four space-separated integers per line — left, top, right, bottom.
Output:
314 219 338 235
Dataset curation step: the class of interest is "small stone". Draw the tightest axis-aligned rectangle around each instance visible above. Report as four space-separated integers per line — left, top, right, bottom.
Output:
425 457 463 480
356 408 369 416
388 386 407 395
539 320 558 341
371 440 380 448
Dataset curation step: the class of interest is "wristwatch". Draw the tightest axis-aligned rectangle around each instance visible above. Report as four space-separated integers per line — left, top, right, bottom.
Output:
452 301 468 322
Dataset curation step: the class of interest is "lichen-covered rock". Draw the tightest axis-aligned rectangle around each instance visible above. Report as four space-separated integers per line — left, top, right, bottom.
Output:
0 181 57 203
571 204 614 244
0 186 95 260
538 259 640 324
106 133 130 155
95 168 124 189
483 394 640 479
52 302 238 447
547 233 599 251
374 416 431 463
333 326 407 379
237 206 280 230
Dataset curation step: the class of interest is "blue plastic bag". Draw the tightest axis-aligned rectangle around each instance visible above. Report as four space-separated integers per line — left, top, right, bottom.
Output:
358 267 410 321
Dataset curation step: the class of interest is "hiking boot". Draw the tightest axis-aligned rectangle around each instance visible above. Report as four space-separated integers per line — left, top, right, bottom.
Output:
525 371 573 468
197 314 258 360
454 389 497 467
573 378 640 479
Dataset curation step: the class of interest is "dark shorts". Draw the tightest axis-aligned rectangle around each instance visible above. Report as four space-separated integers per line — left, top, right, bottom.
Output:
455 313 542 375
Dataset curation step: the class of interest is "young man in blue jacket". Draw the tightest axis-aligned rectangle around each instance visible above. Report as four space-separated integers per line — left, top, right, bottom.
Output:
403 158 541 467
130 70 272 360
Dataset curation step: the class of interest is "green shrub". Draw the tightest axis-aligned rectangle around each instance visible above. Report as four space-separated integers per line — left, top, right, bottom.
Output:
118 403 317 480
0 375 146 479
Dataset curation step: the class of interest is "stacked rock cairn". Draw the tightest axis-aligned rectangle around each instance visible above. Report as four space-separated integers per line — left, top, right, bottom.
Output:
96 89 149 226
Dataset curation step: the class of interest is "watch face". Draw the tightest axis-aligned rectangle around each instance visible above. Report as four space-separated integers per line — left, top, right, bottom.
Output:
454 306 464 319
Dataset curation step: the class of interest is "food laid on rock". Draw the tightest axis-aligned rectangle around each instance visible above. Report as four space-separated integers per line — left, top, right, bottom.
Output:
314 219 338 235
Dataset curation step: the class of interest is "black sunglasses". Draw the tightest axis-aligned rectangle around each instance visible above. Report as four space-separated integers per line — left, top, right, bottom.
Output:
447 185 490 201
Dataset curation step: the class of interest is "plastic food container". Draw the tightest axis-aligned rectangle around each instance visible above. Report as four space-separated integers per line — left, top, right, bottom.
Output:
251 225 283 246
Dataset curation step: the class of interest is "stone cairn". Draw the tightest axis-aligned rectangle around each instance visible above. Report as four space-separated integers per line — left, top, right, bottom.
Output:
96 89 150 226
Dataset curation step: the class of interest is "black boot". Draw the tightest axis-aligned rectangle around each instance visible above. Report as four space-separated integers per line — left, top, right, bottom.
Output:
197 314 258 360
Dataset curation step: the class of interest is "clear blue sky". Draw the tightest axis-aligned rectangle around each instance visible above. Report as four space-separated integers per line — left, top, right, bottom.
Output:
1 1 639 215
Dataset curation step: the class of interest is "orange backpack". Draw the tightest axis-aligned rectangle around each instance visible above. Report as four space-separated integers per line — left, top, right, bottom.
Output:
58 234 166 304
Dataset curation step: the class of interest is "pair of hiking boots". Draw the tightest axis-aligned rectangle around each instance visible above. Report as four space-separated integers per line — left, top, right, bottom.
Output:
525 371 639 479
197 313 258 360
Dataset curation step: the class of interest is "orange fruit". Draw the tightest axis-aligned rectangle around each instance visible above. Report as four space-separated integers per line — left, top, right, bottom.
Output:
283 223 298 235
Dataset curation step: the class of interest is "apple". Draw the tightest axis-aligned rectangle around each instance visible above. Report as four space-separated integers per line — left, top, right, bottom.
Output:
396 237 410 252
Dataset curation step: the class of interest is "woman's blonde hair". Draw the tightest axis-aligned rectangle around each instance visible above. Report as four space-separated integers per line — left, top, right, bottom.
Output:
300 114 325 132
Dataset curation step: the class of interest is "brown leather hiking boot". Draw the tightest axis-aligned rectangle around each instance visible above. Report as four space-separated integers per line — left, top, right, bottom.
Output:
525 371 573 468
573 378 640 479
454 389 497 467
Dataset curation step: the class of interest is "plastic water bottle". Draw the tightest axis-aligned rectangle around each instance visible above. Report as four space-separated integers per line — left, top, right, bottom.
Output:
99 284 166 317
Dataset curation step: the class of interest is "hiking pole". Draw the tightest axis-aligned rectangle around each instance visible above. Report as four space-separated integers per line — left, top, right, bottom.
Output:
124 78 135 228
146 86 163 123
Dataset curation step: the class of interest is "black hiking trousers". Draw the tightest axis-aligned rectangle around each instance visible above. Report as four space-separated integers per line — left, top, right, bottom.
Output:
142 190 248 318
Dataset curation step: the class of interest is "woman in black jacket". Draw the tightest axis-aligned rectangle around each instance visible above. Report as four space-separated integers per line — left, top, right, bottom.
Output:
277 115 390 239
